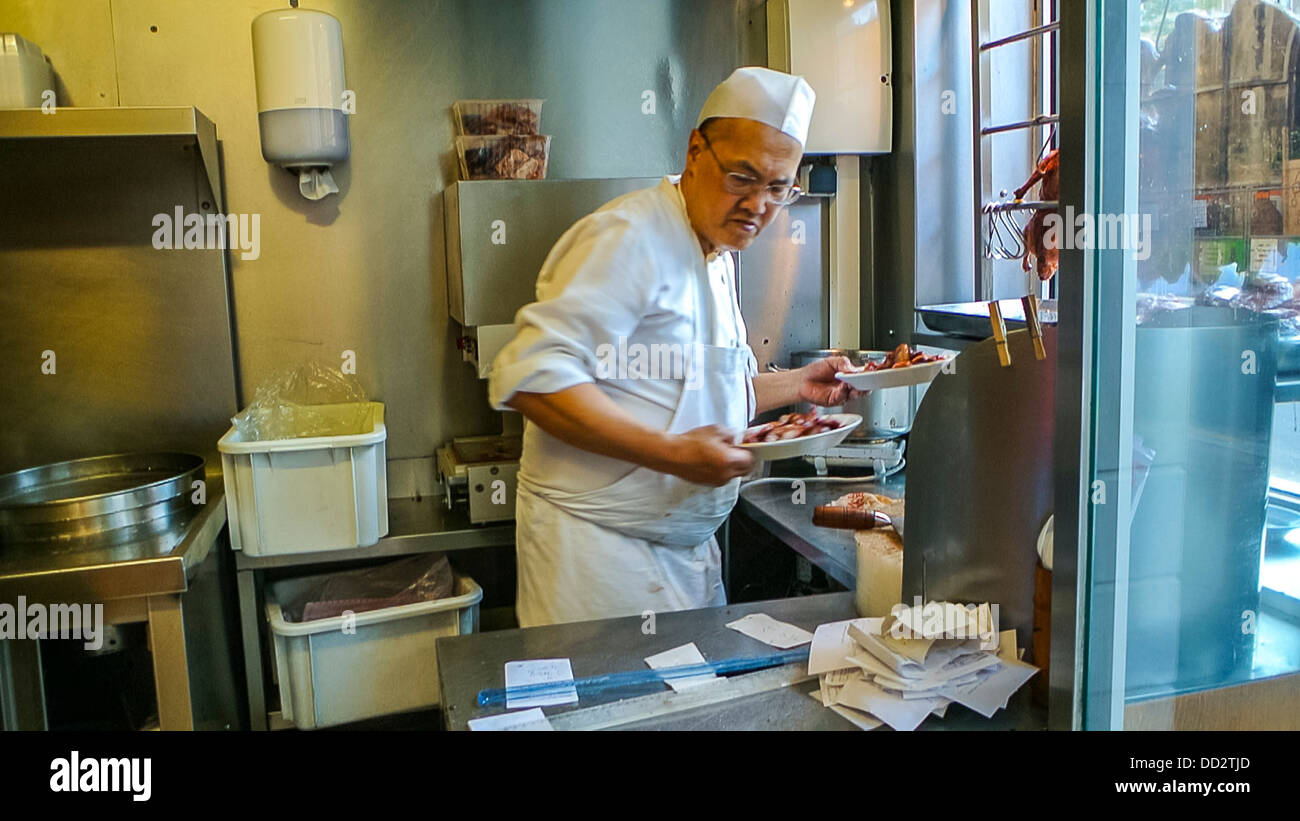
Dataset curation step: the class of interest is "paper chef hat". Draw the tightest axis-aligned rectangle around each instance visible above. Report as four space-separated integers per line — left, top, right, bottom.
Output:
697 67 816 148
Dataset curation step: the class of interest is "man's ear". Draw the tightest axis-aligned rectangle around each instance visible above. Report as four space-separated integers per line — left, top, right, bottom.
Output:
686 129 705 160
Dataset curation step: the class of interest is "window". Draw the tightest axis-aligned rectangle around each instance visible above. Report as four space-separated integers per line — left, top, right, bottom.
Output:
973 0 1059 301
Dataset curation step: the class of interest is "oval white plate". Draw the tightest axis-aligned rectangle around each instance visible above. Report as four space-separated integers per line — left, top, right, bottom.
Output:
738 414 862 461
835 357 950 391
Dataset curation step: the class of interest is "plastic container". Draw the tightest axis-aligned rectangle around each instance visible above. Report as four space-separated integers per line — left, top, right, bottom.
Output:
266 573 481 729
0 33 54 108
453 99 544 135
218 402 388 556
457 134 550 180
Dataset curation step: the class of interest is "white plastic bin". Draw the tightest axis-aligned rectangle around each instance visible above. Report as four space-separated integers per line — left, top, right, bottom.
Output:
219 402 388 556
266 573 482 729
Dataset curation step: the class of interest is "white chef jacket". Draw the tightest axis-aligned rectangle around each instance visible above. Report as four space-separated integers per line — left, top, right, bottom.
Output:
489 175 759 626
490 176 757 493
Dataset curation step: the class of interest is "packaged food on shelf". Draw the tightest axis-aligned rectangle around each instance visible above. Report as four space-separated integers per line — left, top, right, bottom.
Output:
456 134 550 180
453 99 543 135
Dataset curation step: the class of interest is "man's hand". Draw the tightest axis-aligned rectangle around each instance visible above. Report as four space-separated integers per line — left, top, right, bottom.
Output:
507 386 753 486
798 355 866 407
665 424 755 486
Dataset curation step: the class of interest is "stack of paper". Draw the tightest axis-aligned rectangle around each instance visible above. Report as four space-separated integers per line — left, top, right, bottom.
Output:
806 602 1037 731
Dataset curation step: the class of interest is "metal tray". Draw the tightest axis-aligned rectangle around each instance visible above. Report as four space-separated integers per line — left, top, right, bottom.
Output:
916 299 1059 339
0 452 205 544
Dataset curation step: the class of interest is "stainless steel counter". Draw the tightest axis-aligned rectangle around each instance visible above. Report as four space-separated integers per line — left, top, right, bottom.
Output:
436 591 1045 731
736 473 905 588
0 482 232 730
0 481 227 603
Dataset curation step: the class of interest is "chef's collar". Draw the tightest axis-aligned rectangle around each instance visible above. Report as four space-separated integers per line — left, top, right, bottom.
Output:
668 176 723 264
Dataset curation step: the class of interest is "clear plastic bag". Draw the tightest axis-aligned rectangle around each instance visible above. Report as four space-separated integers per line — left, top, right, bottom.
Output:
281 554 456 623
232 361 371 441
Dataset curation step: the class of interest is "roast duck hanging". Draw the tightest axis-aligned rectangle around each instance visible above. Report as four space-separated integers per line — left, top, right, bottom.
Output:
1016 149 1060 281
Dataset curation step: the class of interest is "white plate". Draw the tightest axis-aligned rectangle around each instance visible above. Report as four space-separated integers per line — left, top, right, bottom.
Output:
739 414 862 461
835 357 951 391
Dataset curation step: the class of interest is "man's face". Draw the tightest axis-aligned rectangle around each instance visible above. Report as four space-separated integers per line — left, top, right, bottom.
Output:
680 118 803 253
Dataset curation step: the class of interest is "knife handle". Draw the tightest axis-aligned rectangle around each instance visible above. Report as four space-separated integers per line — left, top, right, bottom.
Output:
812 506 885 530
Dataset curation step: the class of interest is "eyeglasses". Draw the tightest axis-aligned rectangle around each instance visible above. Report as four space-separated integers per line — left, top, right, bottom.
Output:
699 132 802 206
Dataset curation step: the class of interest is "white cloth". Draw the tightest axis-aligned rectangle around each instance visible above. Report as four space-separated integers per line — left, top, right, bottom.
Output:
514 485 725 627
489 176 757 626
697 66 816 147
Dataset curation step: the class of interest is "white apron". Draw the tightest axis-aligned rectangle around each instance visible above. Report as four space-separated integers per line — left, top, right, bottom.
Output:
514 233 754 626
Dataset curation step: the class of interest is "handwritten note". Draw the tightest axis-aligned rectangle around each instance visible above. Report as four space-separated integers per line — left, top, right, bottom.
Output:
995 629 1019 665
503 658 579 710
725 613 813 649
807 689 883 731
644 642 722 692
836 678 942 732
804 604 1036 730
938 659 1038 718
808 617 883 675
468 707 554 731
819 668 861 706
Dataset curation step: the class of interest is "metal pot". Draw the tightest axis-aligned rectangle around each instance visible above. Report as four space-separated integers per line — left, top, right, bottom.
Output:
790 349 923 440
0 452 205 546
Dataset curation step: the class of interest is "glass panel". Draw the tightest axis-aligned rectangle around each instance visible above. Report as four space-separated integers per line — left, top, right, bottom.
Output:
1086 0 1300 729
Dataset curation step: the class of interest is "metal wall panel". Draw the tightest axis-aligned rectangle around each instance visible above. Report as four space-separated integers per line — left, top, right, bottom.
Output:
738 197 828 372
903 328 1056 656
0 0 119 105
0 135 238 475
6 0 752 463
445 178 659 327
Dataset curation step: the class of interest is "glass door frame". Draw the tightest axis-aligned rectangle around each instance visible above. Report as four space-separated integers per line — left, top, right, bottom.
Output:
1054 0 1141 730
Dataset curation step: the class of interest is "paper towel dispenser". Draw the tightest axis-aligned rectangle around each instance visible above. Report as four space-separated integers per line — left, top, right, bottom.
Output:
767 0 892 154
251 7 349 200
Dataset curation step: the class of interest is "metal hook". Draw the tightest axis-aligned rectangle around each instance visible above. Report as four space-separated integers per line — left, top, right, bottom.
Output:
983 190 1027 260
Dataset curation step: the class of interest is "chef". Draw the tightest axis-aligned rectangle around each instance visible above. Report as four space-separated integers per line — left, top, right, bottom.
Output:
489 67 860 627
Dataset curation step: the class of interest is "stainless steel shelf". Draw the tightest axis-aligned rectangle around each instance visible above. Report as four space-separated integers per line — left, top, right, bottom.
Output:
232 495 515 570
0 106 210 138
0 106 223 211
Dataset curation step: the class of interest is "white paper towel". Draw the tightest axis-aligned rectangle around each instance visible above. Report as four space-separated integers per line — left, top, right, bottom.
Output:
298 167 338 200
